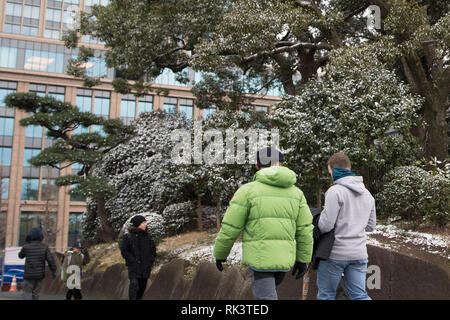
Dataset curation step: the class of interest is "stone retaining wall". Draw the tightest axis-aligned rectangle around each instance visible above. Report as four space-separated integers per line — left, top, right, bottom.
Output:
41 245 449 300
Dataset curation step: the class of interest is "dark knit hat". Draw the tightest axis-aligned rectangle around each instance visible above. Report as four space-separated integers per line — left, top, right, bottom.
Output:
130 215 146 228
72 241 83 249
256 147 284 168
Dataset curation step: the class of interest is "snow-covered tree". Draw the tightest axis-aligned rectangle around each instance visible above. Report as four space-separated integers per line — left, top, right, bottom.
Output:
5 93 134 242
65 0 449 160
271 46 423 207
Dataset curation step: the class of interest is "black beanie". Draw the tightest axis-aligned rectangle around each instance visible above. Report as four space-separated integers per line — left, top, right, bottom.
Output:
257 147 284 168
130 215 146 228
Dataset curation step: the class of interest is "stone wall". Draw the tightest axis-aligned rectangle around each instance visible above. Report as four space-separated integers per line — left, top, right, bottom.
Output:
41 245 449 300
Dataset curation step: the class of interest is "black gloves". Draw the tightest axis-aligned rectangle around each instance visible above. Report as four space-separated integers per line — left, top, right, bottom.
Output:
291 261 308 279
216 259 226 272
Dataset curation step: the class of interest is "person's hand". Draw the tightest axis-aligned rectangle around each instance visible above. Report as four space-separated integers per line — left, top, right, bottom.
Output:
216 259 226 272
52 272 57 280
291 261 308 279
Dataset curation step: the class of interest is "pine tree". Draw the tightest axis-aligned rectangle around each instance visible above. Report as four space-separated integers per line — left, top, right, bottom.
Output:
5 93 134 242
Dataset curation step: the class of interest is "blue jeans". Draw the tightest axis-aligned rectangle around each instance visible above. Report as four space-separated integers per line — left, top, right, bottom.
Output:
317 259 371 300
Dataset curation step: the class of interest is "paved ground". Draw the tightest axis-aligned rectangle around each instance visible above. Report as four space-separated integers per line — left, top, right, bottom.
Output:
0 291 65 300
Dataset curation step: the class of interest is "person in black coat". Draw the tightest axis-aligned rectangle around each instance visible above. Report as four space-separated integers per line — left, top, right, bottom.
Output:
120 215 157 300
18 227 57 300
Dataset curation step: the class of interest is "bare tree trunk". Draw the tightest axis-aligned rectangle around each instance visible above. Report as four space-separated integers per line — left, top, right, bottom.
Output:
197 194 203 232
216 196 222 232
96 197 116 242
316 185 322 209
423 97 449 161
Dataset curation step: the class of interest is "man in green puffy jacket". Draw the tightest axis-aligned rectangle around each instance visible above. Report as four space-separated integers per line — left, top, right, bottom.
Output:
213 147 314 300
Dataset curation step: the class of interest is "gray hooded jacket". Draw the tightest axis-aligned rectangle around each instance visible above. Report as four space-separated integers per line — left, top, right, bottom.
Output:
318 176 376 260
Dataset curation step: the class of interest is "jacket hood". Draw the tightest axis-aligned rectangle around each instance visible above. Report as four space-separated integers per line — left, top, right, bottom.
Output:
334 176 366 195
253 166 296 188
25 227 44 242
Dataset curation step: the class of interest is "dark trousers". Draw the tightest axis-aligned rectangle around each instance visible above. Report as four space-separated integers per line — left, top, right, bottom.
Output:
66 288 82 300
23 279 42 300
249 269 286 300
129 278 148 300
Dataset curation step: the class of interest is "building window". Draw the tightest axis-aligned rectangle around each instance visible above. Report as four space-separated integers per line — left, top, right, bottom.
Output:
68 212 83 246
76 89 110 116
23 148 40 167
93 97 109 116
47 85 65 102
4 0 41 37
0 118 14 136
0 210 6 249
21 178 39 200
0 47 18 68
163 97 177 114
70 184 85 202
137 95 153 116
76 94 92 113
179 99 194 121
203 107 217 119
154 68 189 87
120 95 136 124
24 49 64 73
255 106 269 113
25 125 43 139
0 147 12 166
18 211 57 247
41 178 58 201
0 81 17 109
1 178 10 200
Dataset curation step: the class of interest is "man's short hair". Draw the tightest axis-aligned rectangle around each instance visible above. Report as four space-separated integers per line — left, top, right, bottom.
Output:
327 152 351 169
257 147 284 168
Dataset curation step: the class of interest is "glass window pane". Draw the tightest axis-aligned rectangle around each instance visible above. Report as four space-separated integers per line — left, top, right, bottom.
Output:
18 212 57 247
25 125 43 138
76 95 92 113
0 47 18 68
1 178 9 200
70 184 86 202
0 147 12 166
24 50 64 73
120 100 135 118
68 212 83 246
137 101 153 116
21 178 39 200
93 97 110 116
179 105 193 120
0 87 16 107
4 24 21 34
41 179 58 201
203 108 216 119
0 118 14 136
163 104 177 114
23 148 41 167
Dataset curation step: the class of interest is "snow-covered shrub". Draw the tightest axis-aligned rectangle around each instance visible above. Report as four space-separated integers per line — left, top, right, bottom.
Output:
376 166 449 228
423 174 449 227
118 212 166 245
162 201 194 235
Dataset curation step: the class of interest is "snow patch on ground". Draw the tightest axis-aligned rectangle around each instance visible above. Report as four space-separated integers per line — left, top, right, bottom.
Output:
179 242 242 265
367 224 449 260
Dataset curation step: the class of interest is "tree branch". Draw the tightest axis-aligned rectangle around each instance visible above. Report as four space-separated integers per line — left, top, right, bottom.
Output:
243 41 332 64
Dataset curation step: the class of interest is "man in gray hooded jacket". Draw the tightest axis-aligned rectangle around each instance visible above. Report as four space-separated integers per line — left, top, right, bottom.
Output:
317 152 376 300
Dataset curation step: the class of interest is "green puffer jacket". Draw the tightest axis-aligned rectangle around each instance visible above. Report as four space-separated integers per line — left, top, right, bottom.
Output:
213 166 314 271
